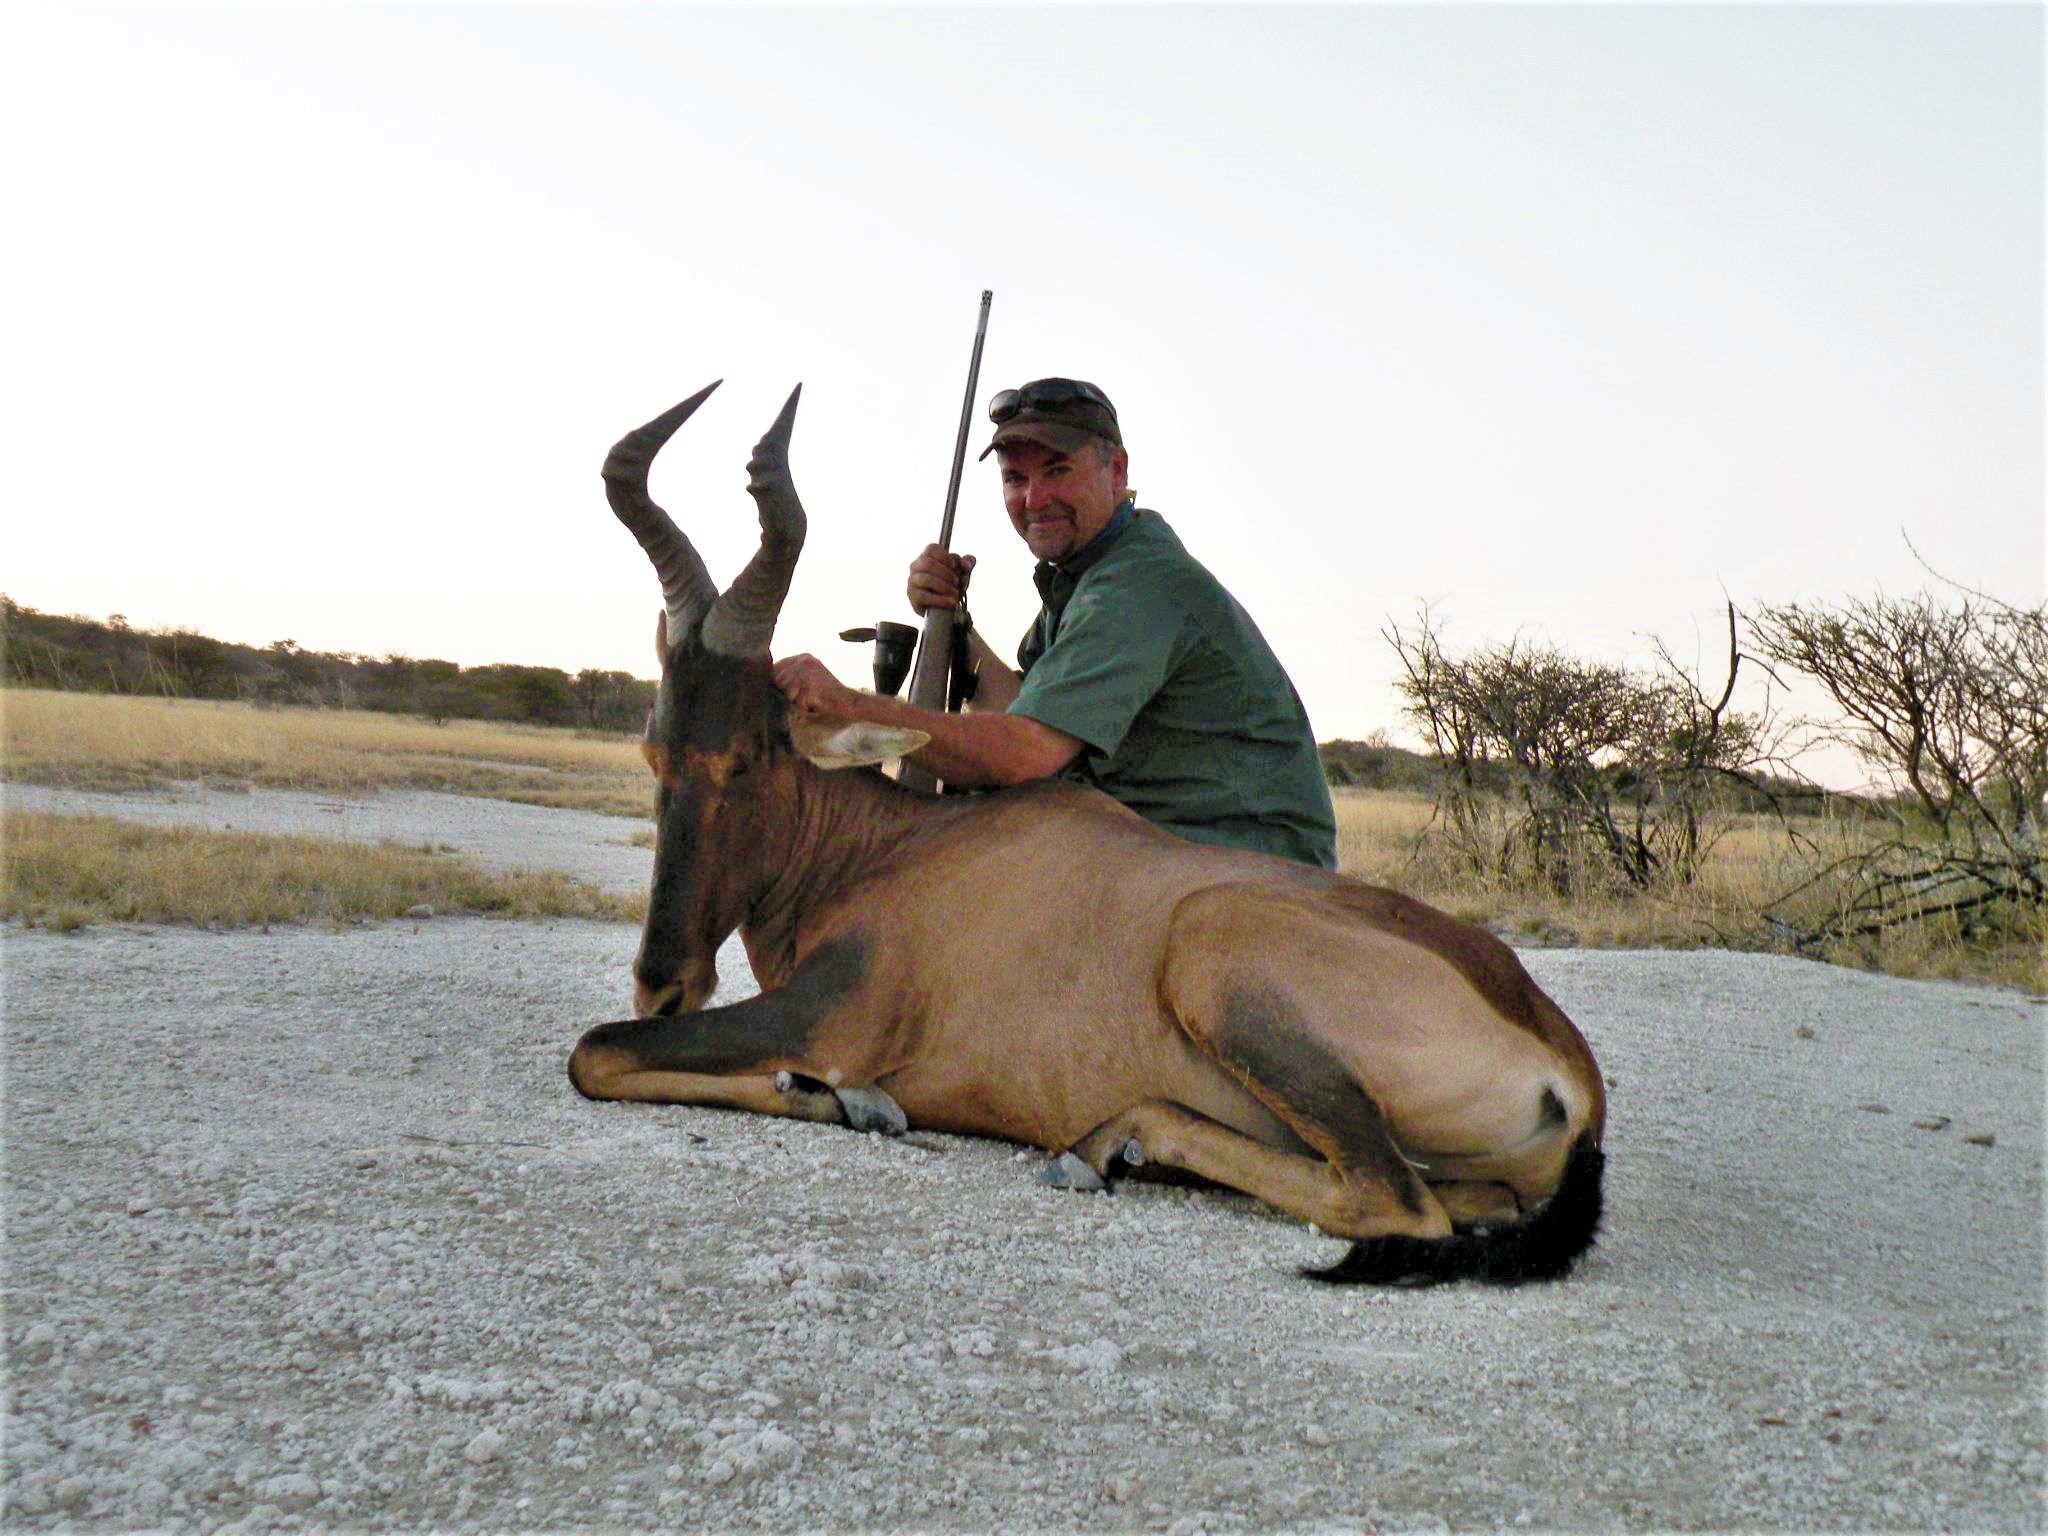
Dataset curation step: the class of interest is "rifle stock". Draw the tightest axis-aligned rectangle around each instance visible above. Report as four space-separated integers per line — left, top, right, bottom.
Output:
896 580 959 795
898 291 992 796
904 606 959 715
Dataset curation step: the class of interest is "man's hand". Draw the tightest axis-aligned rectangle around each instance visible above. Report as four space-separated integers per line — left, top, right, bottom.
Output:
773 649 1081 788
772 655 864 721
907 544 976 616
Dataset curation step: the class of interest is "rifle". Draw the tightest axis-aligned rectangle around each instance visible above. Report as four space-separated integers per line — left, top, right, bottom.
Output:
895 290 993 794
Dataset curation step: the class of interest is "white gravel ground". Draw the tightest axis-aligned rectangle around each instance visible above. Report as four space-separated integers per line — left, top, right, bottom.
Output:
2 782 2042 1532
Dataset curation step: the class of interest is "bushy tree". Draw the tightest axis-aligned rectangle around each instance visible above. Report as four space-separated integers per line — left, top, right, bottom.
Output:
1386 608 1762 893
573 668 653 732
1747 583 2045 941
147 628 244 699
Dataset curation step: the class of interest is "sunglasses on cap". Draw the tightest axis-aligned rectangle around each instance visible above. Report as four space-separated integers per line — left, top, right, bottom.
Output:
986 378 1116 426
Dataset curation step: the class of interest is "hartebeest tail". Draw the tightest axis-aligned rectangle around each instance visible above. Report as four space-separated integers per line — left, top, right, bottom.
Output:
568 383 1613 1290
1306 1131 1605 1286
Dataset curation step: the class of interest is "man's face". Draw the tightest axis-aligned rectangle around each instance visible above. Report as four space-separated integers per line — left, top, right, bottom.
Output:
997 438 1129 564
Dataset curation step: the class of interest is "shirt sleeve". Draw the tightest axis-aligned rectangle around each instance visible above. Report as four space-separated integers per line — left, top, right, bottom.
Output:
1007 572 1186 758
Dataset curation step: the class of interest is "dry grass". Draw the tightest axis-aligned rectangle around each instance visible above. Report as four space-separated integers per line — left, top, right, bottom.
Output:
1 811 644 930
4 691 2035 989
2 689 653 817
1331 787 2046 994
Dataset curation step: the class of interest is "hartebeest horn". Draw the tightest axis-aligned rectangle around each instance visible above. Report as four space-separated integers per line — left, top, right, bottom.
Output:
604 381 725 650
701 384 806 658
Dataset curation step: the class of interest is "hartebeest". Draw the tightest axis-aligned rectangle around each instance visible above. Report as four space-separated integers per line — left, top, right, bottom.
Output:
568 384 1608 1285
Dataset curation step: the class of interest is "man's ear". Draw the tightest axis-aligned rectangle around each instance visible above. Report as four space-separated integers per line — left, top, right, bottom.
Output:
788 713 931 770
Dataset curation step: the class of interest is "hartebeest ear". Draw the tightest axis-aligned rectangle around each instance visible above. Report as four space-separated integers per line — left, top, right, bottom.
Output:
653 609 668 663
788 713 931 770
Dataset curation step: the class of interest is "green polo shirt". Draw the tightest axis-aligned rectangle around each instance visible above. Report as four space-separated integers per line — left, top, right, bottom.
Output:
1009 505 1338 868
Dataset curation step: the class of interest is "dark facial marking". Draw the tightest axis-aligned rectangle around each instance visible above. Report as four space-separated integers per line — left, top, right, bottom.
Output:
1214 983 1424 1215
590 935 870 1076
634 774 704 994
635 649 792 996
652 643 756 755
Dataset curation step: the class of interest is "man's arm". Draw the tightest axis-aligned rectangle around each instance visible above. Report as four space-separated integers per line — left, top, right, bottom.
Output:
773 654 1076 788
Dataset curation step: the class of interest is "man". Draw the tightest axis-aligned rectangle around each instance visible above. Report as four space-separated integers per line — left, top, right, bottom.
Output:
773 377 1337 868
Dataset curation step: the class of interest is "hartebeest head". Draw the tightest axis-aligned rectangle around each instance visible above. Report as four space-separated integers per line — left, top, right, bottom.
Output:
605 383 921 1017
601 381 805 1017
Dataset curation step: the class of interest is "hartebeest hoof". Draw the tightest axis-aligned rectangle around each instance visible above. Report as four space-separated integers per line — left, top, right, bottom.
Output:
832 1085 907 1137
768 1073 907 1136
1039 1152 1108 1191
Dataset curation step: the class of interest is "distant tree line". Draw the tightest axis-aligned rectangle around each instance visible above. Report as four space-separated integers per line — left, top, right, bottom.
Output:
0 596 655 733
1316 734 1444 794
0 596 1565 788
13 580 2038 955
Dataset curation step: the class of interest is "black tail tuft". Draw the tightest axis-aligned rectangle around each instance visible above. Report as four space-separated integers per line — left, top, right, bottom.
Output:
1304 1132 1605 1288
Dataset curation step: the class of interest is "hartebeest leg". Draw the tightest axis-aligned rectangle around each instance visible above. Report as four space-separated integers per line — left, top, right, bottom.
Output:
1053 1100 1451 1240
571 1068 848 1121
1147 907 1460 1241
567 936 896 1112
1048 1110 1519 1230
568 1056 905 1134
1189 989 1456 1239
1150 900 1606 1282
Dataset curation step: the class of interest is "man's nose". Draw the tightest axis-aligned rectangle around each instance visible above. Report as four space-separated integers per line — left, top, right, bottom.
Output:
1023 478 1056 510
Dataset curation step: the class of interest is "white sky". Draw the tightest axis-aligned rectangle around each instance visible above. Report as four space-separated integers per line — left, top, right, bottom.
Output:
5 2 2041 775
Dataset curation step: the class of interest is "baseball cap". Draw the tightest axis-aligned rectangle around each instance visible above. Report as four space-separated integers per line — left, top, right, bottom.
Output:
978 378 1121 460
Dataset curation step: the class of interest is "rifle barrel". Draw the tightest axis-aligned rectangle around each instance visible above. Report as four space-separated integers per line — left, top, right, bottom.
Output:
901 290 994 792
936 290 994 553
